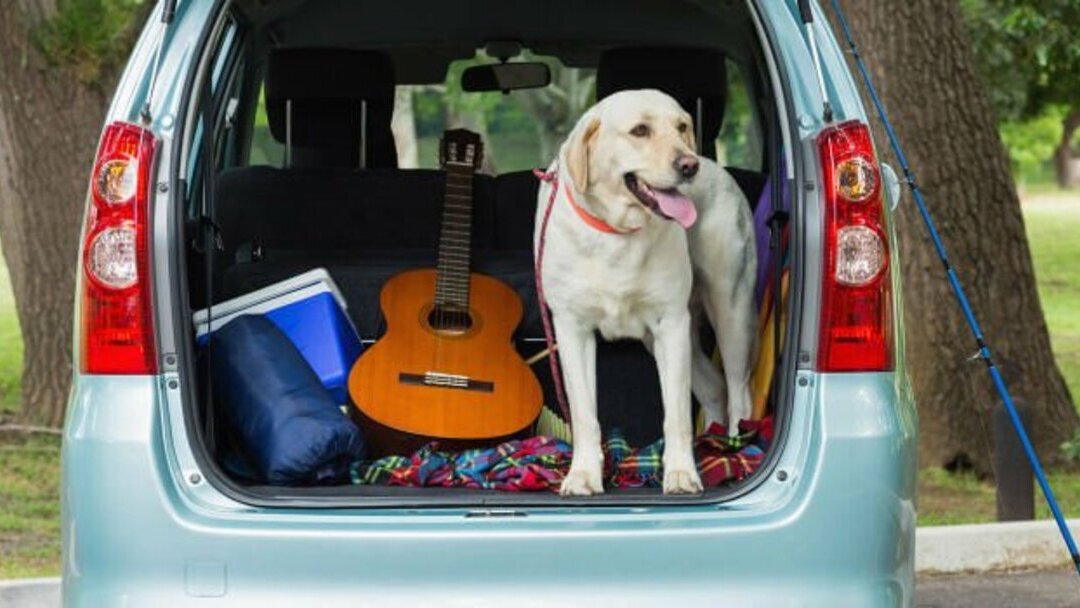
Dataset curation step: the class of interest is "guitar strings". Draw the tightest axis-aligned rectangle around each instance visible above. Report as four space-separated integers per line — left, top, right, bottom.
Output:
432 135 479 376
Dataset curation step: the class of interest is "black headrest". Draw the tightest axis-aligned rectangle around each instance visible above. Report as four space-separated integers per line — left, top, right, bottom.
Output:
266 48 397 169
596 47 727 159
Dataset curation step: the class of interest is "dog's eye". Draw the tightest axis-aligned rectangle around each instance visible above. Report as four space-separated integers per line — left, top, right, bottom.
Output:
630 124 650 138
677 122 689 133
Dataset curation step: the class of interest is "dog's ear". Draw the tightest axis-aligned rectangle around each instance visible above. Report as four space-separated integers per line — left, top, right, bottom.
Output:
680 114 697 153
566 116 600 193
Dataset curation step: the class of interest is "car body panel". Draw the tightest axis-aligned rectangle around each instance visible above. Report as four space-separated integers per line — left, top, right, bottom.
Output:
64 372 914 607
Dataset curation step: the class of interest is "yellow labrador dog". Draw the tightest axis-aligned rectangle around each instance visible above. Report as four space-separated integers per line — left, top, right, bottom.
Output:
535 89 757 496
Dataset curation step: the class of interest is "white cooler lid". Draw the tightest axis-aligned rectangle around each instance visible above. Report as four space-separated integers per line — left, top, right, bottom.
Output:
192 268 348 337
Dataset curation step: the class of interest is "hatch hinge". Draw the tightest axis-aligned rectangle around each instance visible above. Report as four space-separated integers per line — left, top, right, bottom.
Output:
140 0 181 125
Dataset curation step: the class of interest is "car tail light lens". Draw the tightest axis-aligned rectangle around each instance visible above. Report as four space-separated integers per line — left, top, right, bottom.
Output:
80 122 158 374
817 120 894 372
835 225 886 286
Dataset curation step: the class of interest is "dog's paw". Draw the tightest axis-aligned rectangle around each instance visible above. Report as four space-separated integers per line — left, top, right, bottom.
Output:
726 419 742 438
727 392 752 437
663 467 704 495
560 468 605 496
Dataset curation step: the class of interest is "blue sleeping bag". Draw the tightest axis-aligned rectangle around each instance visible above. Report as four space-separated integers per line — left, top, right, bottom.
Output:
211 314 366 484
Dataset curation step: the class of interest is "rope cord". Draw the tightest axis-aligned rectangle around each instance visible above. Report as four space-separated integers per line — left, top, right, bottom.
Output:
533 167 572 426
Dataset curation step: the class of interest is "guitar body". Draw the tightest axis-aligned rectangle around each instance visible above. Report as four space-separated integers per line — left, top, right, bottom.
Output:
348 269 542 454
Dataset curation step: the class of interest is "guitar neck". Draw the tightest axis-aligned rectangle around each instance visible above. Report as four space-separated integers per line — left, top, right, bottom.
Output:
435 161 474 309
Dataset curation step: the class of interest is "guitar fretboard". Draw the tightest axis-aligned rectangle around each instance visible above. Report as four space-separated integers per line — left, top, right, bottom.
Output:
434 161 474 310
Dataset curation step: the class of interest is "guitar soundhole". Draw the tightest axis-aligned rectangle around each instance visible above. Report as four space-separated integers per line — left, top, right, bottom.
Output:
428 305 474 334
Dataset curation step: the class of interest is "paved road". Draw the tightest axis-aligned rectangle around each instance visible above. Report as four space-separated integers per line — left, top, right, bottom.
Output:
5 570 1079 606
0 578 58 608
917 568 1079 607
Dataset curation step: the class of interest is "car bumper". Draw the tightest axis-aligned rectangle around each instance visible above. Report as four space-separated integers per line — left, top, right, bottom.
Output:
62 371 916 607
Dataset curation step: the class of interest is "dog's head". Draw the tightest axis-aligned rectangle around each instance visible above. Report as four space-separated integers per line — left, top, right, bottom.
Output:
562 89 700 232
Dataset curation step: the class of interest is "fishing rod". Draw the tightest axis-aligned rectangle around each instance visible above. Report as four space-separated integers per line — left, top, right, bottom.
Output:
816 0 1080 578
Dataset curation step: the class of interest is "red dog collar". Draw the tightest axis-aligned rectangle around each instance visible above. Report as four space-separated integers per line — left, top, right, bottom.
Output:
534 167 638 235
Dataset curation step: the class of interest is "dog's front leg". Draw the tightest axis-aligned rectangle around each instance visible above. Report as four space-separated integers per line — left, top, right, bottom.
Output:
553 315 604 496
652 311 704 495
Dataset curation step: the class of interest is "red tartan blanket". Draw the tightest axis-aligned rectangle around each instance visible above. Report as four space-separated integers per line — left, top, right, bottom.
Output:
350 417 773 492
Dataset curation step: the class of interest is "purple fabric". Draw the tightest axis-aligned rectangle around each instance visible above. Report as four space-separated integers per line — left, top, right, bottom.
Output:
752 175 790 308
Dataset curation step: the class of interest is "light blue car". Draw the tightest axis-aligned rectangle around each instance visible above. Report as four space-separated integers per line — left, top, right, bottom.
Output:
64 0 917 606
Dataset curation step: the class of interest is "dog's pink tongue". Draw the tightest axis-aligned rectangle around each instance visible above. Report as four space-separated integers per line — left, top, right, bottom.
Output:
654 189 698 229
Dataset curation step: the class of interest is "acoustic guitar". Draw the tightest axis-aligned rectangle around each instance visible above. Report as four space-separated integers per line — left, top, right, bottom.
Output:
348 129 542 455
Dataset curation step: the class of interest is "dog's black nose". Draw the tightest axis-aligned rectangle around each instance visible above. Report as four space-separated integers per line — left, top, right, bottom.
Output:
675 154 700 179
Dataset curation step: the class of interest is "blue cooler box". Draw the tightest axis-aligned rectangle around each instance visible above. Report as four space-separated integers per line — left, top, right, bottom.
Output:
193 269 362 404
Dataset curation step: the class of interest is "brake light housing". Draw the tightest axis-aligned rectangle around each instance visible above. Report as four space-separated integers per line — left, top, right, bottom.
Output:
80 121 158 374
817 120 894 372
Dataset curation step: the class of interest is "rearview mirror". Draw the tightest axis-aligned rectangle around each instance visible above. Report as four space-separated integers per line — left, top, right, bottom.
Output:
461 62 551 93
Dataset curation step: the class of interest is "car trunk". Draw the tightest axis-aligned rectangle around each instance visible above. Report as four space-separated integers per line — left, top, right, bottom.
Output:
169 0 799 508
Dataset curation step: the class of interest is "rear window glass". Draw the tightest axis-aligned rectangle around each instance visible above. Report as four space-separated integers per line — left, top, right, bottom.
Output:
250 84 285 167
398 54 595 174
715 59 763 172
242 53 762 174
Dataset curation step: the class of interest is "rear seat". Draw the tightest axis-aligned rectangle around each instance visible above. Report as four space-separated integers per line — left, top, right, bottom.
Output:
217 168 542 340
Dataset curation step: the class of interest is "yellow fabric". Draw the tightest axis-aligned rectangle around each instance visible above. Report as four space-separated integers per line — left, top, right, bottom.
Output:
750 272 790 420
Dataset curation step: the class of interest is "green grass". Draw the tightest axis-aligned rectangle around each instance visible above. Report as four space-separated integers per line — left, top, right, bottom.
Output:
0 434 61 578
0 256 21 416
1021 191 1080 405
919 466 1080 526
0 248 56 578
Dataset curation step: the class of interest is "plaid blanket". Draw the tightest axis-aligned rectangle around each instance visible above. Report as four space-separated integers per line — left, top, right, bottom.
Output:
351 435 571 491
350 417 773 492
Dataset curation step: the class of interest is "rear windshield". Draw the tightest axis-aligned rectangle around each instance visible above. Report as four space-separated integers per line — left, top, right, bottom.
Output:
245 54 763 174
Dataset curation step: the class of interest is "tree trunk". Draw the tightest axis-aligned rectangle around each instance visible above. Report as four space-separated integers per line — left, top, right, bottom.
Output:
834 1 1078 473
1053 108 1080 190
0 3 116 426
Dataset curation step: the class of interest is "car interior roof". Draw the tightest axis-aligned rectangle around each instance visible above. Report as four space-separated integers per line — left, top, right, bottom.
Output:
232 0 758 84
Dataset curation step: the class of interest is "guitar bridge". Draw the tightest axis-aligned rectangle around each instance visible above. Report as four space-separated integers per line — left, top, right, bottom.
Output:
399 372 494 393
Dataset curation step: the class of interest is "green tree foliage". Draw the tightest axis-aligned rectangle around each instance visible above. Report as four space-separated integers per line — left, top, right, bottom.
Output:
995 3 1080 120
35 0 149 85
962 0 1080 186
961 0 1028 121
999 106 1069 182
963 0 1080 121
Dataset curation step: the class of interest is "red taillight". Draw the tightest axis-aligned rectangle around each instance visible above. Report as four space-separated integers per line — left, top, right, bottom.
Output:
817 120 894 372
80 122 158 374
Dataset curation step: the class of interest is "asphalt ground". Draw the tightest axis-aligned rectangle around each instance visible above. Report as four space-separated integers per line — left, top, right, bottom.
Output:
916 568 1079 607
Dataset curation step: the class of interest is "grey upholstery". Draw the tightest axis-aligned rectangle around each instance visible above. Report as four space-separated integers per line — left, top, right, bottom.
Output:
597 47 727 159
